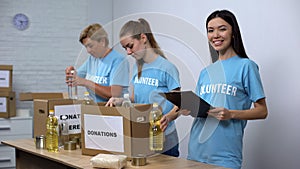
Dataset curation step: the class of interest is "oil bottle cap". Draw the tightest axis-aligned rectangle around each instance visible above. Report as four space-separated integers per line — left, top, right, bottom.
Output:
153 102 159 107
49 110 54 115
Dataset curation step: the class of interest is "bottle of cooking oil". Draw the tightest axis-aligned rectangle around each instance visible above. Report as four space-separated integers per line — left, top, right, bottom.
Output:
82 91 95 105
149 102 164 151
46 109 59 152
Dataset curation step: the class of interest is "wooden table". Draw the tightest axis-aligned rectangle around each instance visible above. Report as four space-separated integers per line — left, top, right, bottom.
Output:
2 139 226 169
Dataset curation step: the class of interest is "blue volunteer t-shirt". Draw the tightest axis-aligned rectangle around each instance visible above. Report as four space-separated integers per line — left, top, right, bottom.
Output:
77 49 129 102
188 56 265 169
131 56 180 135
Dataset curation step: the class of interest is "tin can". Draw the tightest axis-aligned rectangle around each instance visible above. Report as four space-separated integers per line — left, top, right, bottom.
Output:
35 135 46 149
131 156 147 166
64 141 76 150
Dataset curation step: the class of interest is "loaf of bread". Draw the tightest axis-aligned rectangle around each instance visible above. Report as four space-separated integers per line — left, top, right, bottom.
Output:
90 154 127 169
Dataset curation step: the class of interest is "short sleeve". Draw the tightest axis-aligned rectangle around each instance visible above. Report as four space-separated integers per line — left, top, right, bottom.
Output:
76 57 89 78
166 64 180 90
243 60 265 102
110 57 130 86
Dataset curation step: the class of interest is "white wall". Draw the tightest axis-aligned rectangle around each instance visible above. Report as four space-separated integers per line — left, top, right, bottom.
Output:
1 0 299 169
0 0 112 112
111 0 300 169
0 0 86 111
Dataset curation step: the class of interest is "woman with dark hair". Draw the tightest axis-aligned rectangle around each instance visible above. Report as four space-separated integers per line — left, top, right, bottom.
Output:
107 18 181 157
186 10 268 169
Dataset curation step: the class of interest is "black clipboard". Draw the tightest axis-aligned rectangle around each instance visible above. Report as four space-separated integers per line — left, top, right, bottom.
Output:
159 91 212 118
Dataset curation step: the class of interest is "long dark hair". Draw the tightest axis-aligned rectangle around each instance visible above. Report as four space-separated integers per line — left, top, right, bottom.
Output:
119 18 165 78
206 10 248 59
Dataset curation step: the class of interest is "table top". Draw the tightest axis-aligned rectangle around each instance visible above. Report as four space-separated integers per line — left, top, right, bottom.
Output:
2 139 226 169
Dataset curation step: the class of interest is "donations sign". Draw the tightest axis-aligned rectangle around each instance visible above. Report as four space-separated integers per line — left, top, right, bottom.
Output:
83 114 124 153
54 104 81 134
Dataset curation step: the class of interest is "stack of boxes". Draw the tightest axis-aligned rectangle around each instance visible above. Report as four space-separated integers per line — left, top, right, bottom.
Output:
0 65 16 118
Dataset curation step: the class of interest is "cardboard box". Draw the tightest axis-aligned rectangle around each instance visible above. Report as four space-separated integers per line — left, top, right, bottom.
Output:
33 98 82 138
19 92 64 101
81 104 154 157
0 65 13 92
0 91 16 118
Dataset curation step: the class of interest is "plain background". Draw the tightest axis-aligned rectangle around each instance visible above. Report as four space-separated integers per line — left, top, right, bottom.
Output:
1 0 299 169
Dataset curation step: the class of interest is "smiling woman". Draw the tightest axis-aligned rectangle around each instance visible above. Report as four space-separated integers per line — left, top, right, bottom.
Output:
13 13 29 30
187 9 268 169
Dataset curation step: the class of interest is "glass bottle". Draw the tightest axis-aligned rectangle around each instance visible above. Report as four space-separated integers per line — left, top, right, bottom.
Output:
68 70 78 99
121 93 132 108
60 115 69 146
149 102 164 151
46 110 59 152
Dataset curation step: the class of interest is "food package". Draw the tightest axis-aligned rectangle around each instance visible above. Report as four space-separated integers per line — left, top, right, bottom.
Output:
90 154 127 169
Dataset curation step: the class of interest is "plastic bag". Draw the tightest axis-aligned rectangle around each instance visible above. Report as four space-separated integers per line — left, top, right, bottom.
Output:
90 154 127 169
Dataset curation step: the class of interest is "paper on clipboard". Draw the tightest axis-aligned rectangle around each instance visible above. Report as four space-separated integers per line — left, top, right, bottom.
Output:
159 91 212 118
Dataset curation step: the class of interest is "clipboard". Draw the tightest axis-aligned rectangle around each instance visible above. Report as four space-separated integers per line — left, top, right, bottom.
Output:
159 91 212 118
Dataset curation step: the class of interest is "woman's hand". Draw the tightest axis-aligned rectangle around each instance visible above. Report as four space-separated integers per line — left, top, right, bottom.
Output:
177 109 191 116
160 115 170 132
208 107 232 120
105 97 123 107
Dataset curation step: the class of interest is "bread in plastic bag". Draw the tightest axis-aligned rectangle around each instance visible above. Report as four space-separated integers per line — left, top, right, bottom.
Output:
90 153 127 169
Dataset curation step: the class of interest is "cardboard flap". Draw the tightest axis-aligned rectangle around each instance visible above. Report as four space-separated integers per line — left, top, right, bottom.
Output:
0 91 15 97
0 65 12 70
19 92 63 101
130 104 152 123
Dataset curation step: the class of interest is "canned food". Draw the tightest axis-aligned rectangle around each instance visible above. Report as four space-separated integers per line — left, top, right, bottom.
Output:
71 136 80 148
131 156 147 166
35 135 46 149
64 141 77 150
